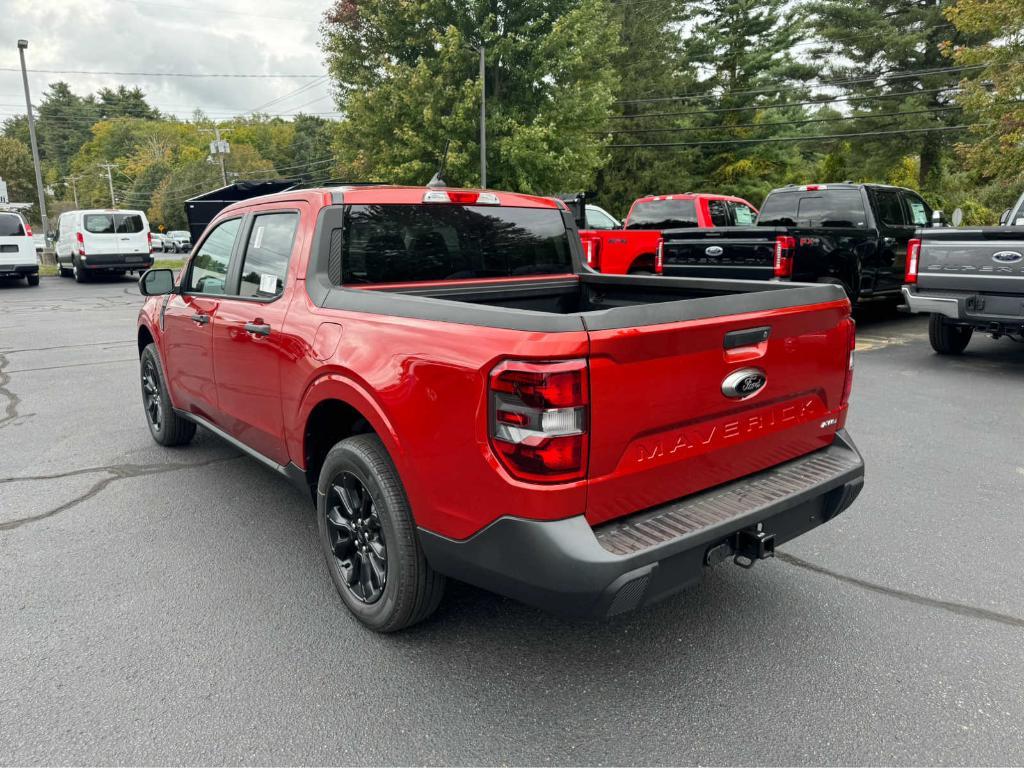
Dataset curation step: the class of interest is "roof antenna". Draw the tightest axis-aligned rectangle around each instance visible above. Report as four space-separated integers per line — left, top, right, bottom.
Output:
427 139 450 188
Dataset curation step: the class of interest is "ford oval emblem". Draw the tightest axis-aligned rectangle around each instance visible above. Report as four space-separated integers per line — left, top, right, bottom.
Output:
721 368 767 400
992 250 1023 264
705 245 724 257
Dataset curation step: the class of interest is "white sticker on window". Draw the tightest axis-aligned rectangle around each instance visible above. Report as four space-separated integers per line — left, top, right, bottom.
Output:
253 226 264 249
1016 218 1024 226
259 273 277 294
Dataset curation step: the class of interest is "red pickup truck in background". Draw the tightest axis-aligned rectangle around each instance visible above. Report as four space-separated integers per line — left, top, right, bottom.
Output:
579 193 759 275
136 184 862 632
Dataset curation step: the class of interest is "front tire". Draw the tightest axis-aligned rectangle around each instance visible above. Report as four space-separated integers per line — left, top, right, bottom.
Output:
140 344 196 446
929 313 973 355
317 434 445 632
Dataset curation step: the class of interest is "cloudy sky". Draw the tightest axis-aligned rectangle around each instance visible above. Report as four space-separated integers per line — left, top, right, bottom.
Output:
0 0 337 122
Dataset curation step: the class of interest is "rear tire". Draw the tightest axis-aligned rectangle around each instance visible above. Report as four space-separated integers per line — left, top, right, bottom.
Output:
73 261 89 283
317 434 445 632
26 273 39 286
929 313 973 355
140 344 196 446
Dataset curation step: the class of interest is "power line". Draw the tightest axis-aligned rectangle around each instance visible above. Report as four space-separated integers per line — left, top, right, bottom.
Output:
610 85 960 121
609 123 979 150
0 67 323 78
597 105 963 135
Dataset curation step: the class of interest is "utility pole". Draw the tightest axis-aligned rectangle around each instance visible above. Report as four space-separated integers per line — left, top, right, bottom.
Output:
478 45 487 189
98 163 117 207
17 39 48 235
201 125 231 186
64 175 80 207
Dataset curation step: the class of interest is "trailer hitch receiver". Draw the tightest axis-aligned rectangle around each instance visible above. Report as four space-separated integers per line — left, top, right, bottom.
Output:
733 528 775 569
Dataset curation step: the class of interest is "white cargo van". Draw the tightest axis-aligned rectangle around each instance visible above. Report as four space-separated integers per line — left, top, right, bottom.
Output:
0 210 39 286
55 209 154 282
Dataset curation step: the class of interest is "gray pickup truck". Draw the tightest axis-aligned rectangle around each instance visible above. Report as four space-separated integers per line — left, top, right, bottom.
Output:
903 192 1024 354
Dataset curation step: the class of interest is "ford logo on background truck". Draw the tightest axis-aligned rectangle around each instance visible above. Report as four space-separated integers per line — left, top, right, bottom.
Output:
992 250 1023 264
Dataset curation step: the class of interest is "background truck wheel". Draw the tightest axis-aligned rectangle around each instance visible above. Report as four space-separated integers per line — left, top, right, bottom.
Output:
140 344 196 446
26 274 39 286
58 265 71 277
929 313 973 354
317 434 445 632
73 262 89 283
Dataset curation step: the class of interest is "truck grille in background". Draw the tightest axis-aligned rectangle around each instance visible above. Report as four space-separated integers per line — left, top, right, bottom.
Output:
594 444 860 556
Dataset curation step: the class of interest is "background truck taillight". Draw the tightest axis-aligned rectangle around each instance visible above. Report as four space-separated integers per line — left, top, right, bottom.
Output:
76 232 85 256
583 236 601 270
842 318 856 407
147 231 153 254
489 359 589 483
655 237 664 274
905 238 921 284
774 235 796 278
24 222 33 237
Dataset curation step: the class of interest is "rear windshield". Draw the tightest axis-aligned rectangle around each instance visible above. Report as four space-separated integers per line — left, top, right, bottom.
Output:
341 204 572 284
626 199 698 229
84 213 145 234
757 190 867 227
0 213 26 237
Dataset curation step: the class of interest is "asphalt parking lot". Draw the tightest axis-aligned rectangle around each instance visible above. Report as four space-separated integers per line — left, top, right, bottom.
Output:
1 275 1023 765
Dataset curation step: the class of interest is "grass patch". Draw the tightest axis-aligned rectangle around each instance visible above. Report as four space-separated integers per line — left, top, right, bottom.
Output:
37 257 184 278
39 264 59 277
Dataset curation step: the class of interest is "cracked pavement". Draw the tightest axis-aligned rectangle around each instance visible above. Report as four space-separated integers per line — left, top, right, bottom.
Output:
1 277 1023 765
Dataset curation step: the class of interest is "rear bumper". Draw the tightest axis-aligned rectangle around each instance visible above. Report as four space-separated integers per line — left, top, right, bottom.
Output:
0 263 39 275
80 254 154 271
419 430 865 619
903 285 1024 329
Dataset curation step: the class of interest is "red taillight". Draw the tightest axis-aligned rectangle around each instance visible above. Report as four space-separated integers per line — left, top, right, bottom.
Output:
76 231 85 256
655 237 664 274
582 236 601 270
489 359 588 483
147 231 153 254
905 238 921 284
25 223 33 237
774 235 796 278
841 318 856 407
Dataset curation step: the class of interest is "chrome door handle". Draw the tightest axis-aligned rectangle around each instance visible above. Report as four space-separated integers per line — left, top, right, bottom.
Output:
191 313 210 325
244 322 271 337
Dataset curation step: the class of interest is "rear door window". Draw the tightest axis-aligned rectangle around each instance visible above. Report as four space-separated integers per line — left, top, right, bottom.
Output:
707 200 730 227
84 214 116 234
238 212 298 298
874 189 907 227
342 204 572 284
115 214 144 234
758 190 867 227
626 199 698 229
0 213 25 237
187 218 241 295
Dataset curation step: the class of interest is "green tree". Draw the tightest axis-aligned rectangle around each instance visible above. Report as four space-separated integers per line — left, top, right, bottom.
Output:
946 0 1024 209
0 136 40 223
321 0 622 193
806 0 989 188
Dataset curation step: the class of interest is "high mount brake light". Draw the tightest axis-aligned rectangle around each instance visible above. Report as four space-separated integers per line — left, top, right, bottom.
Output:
423 190 501 205
905 238 921 284
774 235 796 278
802 184 825 191
489 359 588 483
842 318 856 407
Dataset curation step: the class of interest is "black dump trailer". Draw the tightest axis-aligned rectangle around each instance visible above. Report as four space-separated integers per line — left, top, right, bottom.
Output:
184 180 298 242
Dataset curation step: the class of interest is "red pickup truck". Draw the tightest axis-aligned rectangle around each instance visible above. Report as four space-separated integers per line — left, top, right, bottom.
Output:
136 184 863 631
579 193 759 275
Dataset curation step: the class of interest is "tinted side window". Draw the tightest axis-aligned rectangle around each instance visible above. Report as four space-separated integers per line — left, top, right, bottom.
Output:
187 218 241 295
84 214 116 234
0 213 25 237
626 199 698 229
874 190 907 227
707 200 730 227
116 214 144 234
238 212 298 298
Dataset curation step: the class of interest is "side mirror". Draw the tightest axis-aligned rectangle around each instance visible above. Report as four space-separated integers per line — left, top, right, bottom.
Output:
931 210 947 228
139 268 175 296
999 209 1011 226
951 208 964 227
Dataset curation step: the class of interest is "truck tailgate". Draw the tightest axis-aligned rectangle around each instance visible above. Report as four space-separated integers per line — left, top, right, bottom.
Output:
661 227 778 279
585 299 853 526
917 228 1024 294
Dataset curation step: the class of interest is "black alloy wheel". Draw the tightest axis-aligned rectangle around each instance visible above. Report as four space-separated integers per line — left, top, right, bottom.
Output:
325 471 388 603
141 357 163 432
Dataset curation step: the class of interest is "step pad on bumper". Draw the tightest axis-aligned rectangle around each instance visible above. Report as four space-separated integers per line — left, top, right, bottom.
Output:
594 444 861 556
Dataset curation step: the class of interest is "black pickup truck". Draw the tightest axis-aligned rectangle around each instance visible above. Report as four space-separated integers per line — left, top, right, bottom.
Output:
658 183 935 303
903 202 1024 353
